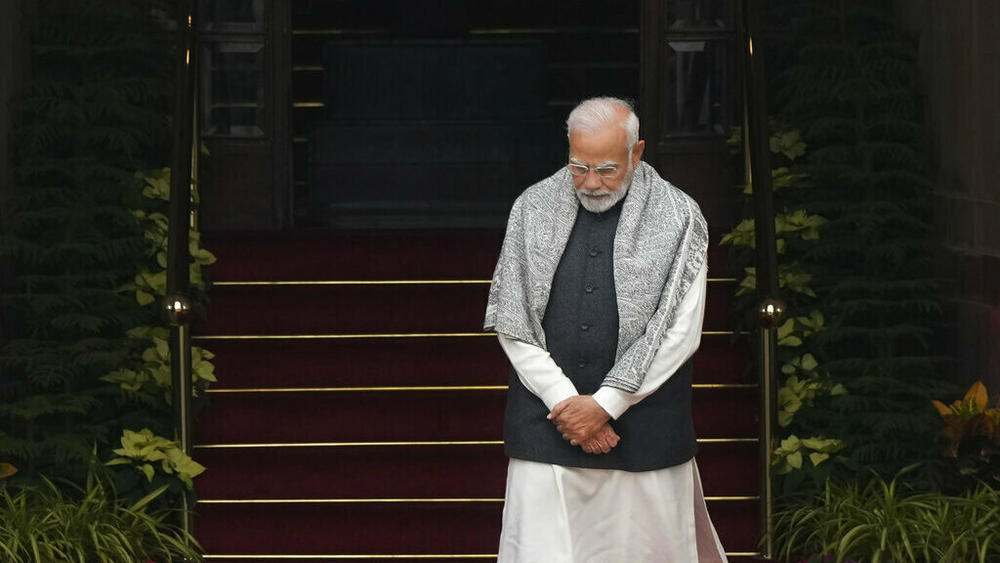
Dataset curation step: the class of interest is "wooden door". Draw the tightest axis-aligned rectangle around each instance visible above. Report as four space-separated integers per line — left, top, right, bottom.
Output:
198 0 292 230
640 0 739 229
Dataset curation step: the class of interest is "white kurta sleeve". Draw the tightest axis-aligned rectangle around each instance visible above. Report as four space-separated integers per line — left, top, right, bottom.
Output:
592 260 708 420
497 333 579 411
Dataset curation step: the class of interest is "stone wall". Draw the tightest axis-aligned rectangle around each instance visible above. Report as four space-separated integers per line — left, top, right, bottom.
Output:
894 0 1000 390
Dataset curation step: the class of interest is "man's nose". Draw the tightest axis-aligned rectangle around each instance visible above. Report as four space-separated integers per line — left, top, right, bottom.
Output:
582 170 604 190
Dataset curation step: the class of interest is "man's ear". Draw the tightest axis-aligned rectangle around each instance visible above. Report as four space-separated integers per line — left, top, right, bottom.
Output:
632 139 646 166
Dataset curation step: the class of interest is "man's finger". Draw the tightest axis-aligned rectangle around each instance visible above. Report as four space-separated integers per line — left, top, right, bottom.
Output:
547 398 571 420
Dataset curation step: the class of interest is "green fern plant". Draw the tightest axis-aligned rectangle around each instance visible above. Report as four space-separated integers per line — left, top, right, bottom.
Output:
0 0 171 481
774 4 952 479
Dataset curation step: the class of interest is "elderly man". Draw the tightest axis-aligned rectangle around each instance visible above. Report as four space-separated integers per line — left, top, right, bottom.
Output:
484 97 728 562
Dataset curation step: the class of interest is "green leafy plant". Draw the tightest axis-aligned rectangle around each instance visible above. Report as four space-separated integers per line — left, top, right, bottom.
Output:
0 0 171 481
0 471 202 562
932 381 1000 491
778 355 846 427
102 326 217 401
0 6 215 538
773 4 951 479
773 469 1000 563
772 435 845 475
721 123 845 494
98 165 217 504
106 429 206 490
130 167 216 308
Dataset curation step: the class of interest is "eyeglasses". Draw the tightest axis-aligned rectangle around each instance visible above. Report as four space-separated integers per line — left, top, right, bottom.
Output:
567 162 622 179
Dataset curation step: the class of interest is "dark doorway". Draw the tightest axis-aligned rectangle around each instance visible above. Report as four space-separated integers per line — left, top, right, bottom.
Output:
290 0 641 228
198 0 738 232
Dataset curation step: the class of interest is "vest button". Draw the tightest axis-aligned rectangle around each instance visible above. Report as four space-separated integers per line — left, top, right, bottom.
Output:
580 323 590 331
585 284 595 293
588 248 599 257
578 361 587 368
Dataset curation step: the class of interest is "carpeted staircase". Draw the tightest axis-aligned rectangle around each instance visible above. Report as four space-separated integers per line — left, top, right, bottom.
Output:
193 230 761 561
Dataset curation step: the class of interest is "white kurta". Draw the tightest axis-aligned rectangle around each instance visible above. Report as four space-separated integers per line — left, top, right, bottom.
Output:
497 262 728 562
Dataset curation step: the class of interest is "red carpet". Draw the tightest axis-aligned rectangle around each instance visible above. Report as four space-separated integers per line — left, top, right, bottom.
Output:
193 230 761 562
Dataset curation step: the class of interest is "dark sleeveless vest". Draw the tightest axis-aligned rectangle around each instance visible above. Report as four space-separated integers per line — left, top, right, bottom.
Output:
503 201 698 472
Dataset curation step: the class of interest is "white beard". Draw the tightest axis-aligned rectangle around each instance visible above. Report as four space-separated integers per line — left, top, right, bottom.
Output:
575 167 633 213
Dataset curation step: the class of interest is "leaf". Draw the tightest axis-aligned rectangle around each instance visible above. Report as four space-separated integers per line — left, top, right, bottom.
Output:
720 219 755 248
931 399 952 417
136 289 155 306
801 353 819 371
965 381 989 412
0 462 18 479
809 452 830 466
787 450 803 469
128 483 169 512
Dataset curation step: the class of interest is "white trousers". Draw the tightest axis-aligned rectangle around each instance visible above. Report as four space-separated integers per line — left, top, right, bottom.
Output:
498 458 728 563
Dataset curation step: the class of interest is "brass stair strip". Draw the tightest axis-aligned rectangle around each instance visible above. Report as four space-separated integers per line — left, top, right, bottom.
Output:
197 496 757 504
193 333 498 340
204 553 759 560
214 279 492 286
208 385 508 393
212 278 736 286
195 440 506 449
293 102 324 108
204 555 497 560
198 498 505 504
291 27 637 37
193 331 737 341
468 27 639 35
194 438 756 449
293 28 390 36
206 383 757 393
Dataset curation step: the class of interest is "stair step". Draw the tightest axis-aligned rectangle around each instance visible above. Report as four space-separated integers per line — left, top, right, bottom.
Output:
198 279 734 335
205 230 505 282
195 501 501 555
204 230 733 281
194 441 758 499
199 333 751 389
199 283 490 335
195 388 757 445
195 499 759 555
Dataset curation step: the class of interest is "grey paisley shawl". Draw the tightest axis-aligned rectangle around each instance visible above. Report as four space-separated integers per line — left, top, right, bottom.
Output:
484 160 709 393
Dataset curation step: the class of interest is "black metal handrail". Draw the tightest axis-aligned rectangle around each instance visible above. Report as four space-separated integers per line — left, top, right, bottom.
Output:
739 0 785 559
165 0 200 542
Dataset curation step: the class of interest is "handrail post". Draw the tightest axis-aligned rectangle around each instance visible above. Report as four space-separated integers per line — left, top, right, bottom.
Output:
740 0 784 558
165 0 199 544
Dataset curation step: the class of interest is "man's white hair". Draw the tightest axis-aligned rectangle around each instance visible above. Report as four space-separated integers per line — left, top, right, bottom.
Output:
566 97 640 149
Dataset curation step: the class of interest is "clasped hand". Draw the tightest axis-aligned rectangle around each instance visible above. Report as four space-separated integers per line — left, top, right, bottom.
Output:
548 395 620 455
